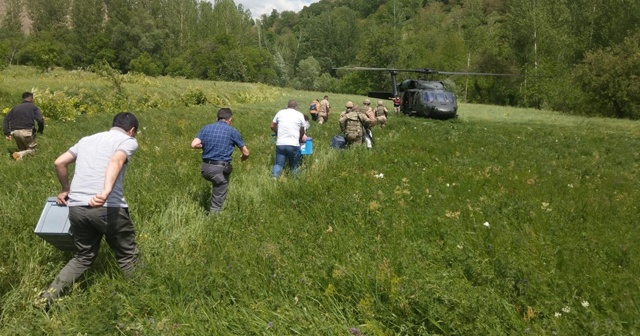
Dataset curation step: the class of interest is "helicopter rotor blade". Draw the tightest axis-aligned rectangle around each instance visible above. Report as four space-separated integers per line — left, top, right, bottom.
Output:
437 71 522 76
334 67 541 77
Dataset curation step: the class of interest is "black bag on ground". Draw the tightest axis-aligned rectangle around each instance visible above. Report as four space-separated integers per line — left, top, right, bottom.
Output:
330 134 346 149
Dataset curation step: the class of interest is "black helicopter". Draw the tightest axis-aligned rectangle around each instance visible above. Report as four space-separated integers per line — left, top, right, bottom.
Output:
335 67 521 120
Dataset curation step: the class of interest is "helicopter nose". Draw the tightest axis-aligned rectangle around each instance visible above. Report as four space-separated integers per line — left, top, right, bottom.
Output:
432 107 457 119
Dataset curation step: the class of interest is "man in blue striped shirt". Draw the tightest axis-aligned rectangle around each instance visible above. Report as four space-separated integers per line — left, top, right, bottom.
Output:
191 108 250 213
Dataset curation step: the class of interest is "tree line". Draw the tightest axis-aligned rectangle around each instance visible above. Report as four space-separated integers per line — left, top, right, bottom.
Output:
0 0 638 119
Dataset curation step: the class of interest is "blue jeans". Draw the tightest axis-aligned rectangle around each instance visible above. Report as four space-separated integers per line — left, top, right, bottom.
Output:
271 145 301 178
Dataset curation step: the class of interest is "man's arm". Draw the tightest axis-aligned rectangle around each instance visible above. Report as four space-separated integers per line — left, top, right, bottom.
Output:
299 126 306 143
35 107 44 134
191 137 203 149
89 151 128 207
239 146 250 161
3 110 12 138
54 151 76 205
270 122 278 134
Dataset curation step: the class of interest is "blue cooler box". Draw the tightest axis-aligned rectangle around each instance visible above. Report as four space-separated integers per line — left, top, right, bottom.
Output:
34 197 76 251
300 138 313 155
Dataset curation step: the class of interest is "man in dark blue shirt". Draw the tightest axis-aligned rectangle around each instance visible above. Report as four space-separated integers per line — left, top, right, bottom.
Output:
191 108 250 213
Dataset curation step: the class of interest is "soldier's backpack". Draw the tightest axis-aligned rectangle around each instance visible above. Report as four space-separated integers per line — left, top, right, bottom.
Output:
343 112 363 142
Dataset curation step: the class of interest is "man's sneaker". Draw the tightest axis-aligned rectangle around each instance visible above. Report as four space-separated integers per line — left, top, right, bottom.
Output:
12 152 21 161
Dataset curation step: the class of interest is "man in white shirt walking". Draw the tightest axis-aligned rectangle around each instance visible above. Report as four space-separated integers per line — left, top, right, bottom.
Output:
270 100 306 178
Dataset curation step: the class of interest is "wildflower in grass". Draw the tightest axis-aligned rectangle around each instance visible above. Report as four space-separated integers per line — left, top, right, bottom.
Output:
554 312 562 317
456 244 463 249
369 201 380 211
350 327 362 335
582 300 590 307
326 226 333 233
267 321 273 328
562 306 570 313
374 173 384 178
483 221 490 228
541 202 552 211
445 210 460 219
568 184 574 188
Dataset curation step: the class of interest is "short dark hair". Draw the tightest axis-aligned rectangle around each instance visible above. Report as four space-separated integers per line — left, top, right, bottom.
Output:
217 108 233 120
287 100 297 109
112 112 139 132
22 92 33 100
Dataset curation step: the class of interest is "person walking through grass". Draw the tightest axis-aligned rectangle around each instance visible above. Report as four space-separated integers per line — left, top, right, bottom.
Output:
37 112 140 306
339 101 369 148
191 108 250 213
318 95 331 124
3 92 44 160
374 100 389 128
270 100 306 178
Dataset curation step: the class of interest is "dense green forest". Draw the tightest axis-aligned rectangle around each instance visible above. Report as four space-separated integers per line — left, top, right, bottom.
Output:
0 0 639 118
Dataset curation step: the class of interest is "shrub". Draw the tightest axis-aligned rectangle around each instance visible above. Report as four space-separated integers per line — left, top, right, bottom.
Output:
32 88 95 121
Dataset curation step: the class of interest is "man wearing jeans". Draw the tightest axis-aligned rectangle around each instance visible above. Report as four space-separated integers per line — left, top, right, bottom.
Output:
38 112 140 306
270 100 306 178
192 108 250 213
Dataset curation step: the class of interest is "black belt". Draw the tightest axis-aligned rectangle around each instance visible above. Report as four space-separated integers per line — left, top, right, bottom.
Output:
203 160 229 165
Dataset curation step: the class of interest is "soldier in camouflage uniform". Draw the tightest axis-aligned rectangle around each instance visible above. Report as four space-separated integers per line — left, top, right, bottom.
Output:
360 99 376 148
375 100 389 128
318 95 331 124
339 101 369 147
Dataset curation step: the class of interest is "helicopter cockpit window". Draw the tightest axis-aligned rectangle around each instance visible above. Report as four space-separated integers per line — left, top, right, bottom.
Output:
424 92 454 103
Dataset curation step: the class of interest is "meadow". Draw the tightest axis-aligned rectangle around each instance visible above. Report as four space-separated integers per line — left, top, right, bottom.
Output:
1 67 639 335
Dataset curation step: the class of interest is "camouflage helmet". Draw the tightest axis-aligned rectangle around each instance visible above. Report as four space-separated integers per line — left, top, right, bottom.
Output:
377 100 384 106
345 101 354 108
363 99 371 105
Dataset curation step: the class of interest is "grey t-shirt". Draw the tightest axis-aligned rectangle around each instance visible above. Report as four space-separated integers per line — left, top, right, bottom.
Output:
67 127 138 207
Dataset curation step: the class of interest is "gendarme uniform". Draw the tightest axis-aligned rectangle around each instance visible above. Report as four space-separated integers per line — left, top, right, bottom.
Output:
339 102 369 147
318 97 330 124
360 99 376 148
375 100 388 128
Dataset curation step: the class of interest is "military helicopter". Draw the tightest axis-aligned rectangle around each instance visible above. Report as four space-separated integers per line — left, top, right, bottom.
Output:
334 67 522 120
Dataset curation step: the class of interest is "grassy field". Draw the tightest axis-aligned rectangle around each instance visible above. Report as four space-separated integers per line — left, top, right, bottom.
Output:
1 67 639 335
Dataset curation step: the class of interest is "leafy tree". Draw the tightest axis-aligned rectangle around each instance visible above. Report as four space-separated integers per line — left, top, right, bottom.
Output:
0 0 25 66
240 47 278 84
162 0 199 55
398 3 466 70
69 0 106 66
129 52 162 76
315 72 340 93
295 56 321 90
16 38 70 71
303 6 360 71
165 56 195 78
26 0 71 33
574 30 640 119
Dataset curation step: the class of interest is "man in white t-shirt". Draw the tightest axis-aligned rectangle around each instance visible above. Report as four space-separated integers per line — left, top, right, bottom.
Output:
270 100 306 178
37 112 140 306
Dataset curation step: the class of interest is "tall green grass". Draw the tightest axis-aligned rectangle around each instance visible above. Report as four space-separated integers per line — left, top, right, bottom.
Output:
1 68 639 335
